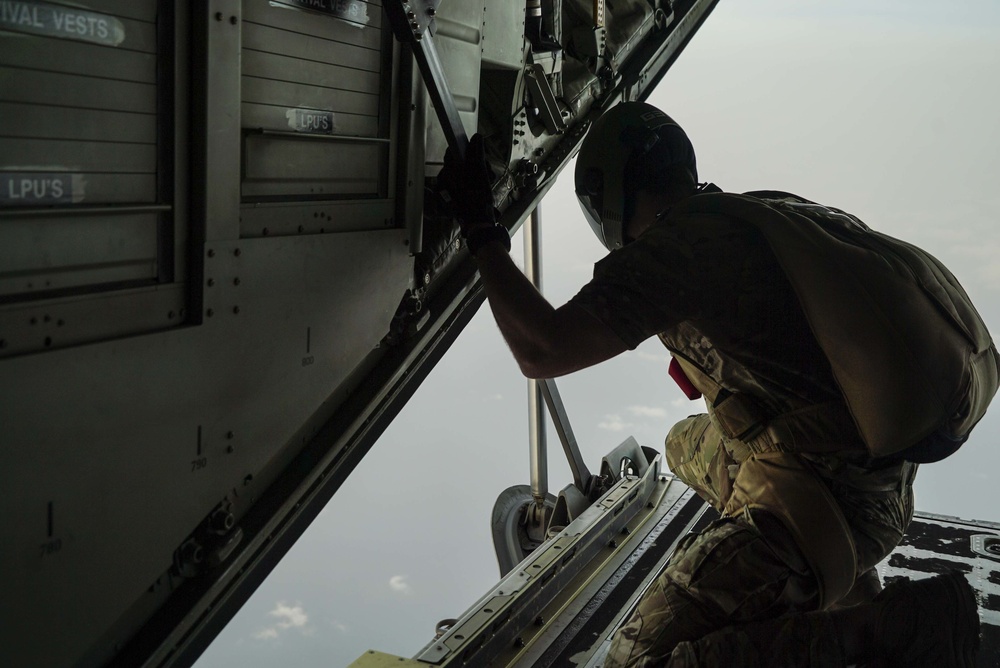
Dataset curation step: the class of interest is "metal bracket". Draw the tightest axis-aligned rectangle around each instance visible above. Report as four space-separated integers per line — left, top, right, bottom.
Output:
524 63 567 135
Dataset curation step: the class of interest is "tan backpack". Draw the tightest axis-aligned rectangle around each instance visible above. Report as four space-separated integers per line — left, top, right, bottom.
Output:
673 190 999 462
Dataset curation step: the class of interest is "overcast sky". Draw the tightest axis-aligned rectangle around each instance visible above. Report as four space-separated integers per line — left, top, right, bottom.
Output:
196 1 1000 665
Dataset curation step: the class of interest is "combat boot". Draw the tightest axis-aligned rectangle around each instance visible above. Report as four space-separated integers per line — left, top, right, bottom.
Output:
872 571 980 667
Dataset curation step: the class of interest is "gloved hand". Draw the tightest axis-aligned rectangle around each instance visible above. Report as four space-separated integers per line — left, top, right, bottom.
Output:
439 134 497 233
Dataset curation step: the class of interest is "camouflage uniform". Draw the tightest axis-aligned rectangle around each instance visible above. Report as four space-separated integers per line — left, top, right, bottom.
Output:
569 198 917 667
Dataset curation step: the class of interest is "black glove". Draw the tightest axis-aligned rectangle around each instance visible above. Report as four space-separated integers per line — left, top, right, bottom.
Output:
440 134 497 231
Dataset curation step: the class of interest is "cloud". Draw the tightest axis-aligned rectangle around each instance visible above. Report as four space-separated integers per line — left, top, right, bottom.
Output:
389 574 413 595
253 602 311 641
598 414 633 432
627 405 667 418
332 620 349 633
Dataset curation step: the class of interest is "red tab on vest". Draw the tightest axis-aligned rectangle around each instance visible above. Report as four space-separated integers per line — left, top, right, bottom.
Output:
669 357 703 400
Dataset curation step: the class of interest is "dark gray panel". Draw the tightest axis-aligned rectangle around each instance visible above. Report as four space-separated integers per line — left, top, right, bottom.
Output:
0 230 411 666
0 138 156 174
241 102 378 136
0 67 157 113
0 283 185 357
0 102 156 143
243 0 383 39
43 0 159 23
241 48 381 94
0 211 160 297
242 134 381 198
0 31 157 82
241 20 380 68
239 198 394 237
241 75 380 117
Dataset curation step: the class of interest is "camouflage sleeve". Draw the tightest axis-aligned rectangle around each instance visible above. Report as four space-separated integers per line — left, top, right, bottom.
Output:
569 213 749 349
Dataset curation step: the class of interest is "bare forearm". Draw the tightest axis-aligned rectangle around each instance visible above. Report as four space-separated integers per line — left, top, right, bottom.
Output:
473 242 557 375
472 242 628 378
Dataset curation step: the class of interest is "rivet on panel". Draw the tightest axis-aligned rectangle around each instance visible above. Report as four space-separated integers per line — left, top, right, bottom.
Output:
233 306 240 315
44 337 52 347
206 309 215 317
207 278 215 287
208 249 216 258
214 11 223 21
229 15 238 24
234 248 242 257
233 277 241 286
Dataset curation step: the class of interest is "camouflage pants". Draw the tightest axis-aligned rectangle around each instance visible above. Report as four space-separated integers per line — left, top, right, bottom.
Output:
604 414 916 667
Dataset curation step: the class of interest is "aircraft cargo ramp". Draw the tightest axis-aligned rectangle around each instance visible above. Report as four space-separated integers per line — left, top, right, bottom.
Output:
350 469 1000 667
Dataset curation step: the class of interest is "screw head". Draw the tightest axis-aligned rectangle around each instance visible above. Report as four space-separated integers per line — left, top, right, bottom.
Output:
207 278 215 287
233 277 241 286
206 309 214 317
207 249 216 258
233 306 240 315
234 248 242 257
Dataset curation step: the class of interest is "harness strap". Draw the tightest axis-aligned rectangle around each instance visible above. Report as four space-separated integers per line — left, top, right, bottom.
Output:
723 451 858 610
671 355 865 454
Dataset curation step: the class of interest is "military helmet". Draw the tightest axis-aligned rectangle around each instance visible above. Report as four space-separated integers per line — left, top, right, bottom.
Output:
574 102 697 250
